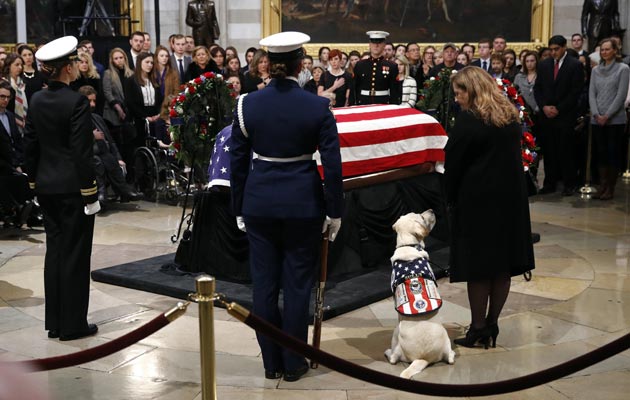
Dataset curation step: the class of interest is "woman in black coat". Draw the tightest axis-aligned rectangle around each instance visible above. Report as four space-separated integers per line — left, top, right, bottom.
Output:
123 52 163 150
445 66 534 349
183 46 219 82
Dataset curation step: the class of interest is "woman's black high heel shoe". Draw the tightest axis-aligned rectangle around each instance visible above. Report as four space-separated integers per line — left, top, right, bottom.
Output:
454 326 490 349
487 323 499 348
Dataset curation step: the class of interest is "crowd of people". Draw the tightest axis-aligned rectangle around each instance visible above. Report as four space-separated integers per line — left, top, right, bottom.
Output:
2 27 630 229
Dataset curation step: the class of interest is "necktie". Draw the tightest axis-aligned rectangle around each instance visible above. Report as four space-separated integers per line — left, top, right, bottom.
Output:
553 60 559 80
482 60 487 71
178 58 185 82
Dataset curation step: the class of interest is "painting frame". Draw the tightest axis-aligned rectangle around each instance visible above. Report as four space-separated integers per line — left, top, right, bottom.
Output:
263 0 554 57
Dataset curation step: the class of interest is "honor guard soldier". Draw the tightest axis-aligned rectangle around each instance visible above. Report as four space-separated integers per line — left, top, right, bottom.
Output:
24 36 101 341
230 31 343 382
352 30 398 105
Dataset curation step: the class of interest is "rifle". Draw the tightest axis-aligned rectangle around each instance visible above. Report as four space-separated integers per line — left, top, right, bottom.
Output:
310 230 329 369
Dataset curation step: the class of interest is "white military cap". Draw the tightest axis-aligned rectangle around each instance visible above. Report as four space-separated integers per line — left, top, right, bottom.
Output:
259 31 310 61
35 36 79 63
366 31 390 42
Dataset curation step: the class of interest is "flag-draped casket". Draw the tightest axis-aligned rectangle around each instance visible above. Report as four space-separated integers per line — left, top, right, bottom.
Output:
209 104 447 187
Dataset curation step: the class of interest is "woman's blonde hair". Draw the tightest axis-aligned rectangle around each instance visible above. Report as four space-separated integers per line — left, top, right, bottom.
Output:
395 55 410 78
77 52 100 79
108 48 133 76
451 66 519 127
192 46 210 64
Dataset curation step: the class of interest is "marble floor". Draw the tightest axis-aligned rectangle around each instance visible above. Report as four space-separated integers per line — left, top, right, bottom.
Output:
1 182 630 400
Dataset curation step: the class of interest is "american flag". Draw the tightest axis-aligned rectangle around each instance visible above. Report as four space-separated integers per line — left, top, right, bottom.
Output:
208 125 232 188
215 104 447 187
315 104 448 178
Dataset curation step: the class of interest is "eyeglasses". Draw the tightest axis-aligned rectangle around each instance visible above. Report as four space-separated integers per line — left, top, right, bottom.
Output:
0 95 10 100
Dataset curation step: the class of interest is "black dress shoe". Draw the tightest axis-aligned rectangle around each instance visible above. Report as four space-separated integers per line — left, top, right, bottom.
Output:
264 370 283 379
47 330 59 339
283 365 309 382
538 186 556 194
59 324 98 341
120 191 143 202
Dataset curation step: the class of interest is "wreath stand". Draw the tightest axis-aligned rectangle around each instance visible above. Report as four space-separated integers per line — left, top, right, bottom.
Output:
171 155 197 244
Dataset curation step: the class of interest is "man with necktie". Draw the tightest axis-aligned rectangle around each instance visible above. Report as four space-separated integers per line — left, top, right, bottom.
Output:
471 38 492 73
170 34 192 83
534 35 584 196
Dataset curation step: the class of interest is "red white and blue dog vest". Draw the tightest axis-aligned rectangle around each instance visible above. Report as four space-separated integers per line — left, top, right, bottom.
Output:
391 244 442 315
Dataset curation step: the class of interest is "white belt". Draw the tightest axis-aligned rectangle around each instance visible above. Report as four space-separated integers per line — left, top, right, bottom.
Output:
360 89 390 96
253 152 313 163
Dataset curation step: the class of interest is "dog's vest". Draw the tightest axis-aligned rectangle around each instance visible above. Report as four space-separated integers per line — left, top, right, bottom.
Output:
391 244 442 315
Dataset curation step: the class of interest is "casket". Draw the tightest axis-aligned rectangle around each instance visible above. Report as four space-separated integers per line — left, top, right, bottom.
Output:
209 104 448 188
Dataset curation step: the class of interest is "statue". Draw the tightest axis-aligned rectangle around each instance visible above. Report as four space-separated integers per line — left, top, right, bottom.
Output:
581 0 622 53
186 0 220 47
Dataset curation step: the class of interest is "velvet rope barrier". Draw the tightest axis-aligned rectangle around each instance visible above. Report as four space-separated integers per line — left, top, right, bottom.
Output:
11 302 189 372
223 301 630 397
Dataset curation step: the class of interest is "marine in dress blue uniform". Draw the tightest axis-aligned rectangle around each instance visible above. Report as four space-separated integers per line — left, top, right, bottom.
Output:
23 37 101 341
230 31 343 382
352 31 398 105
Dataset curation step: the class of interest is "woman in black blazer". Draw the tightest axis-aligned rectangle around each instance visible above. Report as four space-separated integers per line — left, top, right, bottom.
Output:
445 66 534 349
184 46 219 82
123 52 163 150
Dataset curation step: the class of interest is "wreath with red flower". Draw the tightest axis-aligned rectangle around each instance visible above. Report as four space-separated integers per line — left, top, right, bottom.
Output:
169 72 236 168
496 78 538 171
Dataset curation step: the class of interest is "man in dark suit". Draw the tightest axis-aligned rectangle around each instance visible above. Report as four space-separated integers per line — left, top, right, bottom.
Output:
126 31 145 70
231 31 343 382
571 33 587 57
470 38 492 73
24 36 100 341
534 35 585 195
0 80 33 222
170 34 193 84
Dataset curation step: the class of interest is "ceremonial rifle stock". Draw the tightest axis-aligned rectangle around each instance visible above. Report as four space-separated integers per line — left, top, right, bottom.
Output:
311 230 329 369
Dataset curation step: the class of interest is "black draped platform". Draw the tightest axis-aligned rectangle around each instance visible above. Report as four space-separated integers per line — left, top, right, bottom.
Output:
176 172 450 280
92 172 452 319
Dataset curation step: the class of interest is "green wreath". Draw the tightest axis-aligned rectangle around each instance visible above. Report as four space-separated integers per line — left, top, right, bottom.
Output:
168 72 236 169
416 67 457 130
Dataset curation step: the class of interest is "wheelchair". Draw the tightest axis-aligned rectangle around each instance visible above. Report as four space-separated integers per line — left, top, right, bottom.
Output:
132 137 190 205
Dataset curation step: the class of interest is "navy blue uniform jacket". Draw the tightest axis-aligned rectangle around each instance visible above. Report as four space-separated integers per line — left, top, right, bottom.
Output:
230 78 343 219
23 81 98 204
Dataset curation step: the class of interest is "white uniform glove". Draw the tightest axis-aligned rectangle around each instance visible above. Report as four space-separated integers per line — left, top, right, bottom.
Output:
84 201 101 215
322 216 341 242
236 216 246 232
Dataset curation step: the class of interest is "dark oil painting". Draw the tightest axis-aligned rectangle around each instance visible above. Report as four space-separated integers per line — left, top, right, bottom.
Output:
282 0 533 43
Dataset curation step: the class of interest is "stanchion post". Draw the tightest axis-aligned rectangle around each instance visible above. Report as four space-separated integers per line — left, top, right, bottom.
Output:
622 113 630 179
580 114 597 196
196 276 217 400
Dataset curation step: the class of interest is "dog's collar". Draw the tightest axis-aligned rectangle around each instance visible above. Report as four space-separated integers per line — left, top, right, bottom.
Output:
396 243 425 250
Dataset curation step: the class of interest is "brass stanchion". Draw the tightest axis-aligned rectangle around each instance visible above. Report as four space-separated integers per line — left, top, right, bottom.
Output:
190 276 217 400
580 114 597 197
